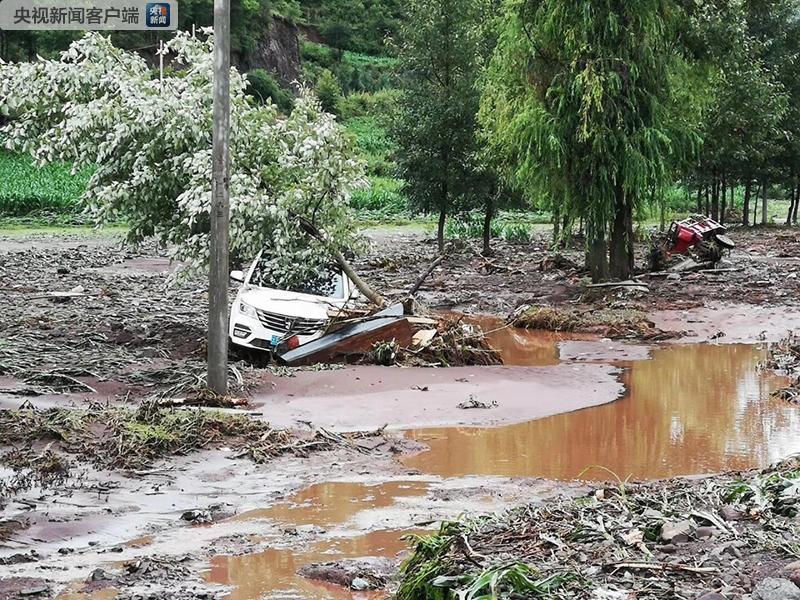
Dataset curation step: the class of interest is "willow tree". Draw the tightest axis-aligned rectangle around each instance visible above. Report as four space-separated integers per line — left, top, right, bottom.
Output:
481 0 696 280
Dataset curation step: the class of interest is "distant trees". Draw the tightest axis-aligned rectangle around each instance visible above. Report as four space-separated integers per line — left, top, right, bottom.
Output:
393 0 489 252
682 0 795 226
482 0 695 281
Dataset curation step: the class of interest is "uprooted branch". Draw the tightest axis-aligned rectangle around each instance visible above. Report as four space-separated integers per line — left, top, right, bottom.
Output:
296 214 387 308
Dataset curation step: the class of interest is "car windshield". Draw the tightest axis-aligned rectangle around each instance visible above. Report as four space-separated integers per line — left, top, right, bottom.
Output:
249 259 346 299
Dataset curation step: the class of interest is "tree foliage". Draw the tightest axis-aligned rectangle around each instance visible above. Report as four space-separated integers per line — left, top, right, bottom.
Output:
393 0 489 251
482 0 698 279
0 32 366 285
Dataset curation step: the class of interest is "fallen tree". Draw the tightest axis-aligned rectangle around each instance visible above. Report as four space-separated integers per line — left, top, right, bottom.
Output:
0 32 366 288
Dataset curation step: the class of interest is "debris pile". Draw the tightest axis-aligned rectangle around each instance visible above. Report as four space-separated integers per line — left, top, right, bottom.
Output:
767 334 800 404
397 457 800 600
509 304 680 340
280 306 502 367
0 402 385 499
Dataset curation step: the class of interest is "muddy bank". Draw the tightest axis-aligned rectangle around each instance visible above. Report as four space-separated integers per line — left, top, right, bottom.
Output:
358 226 800 316
651 302 800 344
255 362 623 430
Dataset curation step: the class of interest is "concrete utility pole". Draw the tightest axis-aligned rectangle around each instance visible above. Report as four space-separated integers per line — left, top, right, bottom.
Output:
208 0 231 395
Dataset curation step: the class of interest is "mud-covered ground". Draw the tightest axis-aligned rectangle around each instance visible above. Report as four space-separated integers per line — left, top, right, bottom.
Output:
1 225 799 600
356 225 800 314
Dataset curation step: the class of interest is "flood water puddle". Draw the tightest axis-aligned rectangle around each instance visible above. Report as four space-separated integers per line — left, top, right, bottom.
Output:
404 341 800 480
205 482 431 599
206 529 426 600
207 323 800 599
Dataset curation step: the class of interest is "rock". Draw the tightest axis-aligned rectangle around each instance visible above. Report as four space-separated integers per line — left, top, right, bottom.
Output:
351 577 370 591
298 557 398 590
695 526 716 539
180 509 211 523
782 560 800 587
697 593 726 600
752 578 800 600
660 519 695 544
19 586 50 596
656 544 678 554
89 568 109 581
720 505 747 522
667 273 681 281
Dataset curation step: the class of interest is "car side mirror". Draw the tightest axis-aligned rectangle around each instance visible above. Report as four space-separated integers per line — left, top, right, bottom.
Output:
230 270 245 283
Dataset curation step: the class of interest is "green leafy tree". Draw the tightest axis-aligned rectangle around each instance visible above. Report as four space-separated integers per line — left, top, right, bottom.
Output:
315 68 344 114
246 69 294 112
0 33 366 285
482 0 697 280
393 0 485 252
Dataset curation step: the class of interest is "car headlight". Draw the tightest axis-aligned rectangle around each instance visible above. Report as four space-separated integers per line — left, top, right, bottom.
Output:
238 301 258 318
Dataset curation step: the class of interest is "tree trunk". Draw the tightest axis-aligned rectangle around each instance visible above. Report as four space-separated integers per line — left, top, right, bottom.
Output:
720 174 727 225
696 185 702 213
482 192 495 256
705 184 710 215
552 204 561 249
787 178 796 226
793 182 799 224
585 218 609 283
437 207 446 253
761 179 769 225
296 215 386 307
609 185 633 280
753 182 760 225
711 175 720 221
743 179 752 226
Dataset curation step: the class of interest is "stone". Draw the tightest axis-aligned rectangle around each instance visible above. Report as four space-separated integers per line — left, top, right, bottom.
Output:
19 587 49 597
695 526 716 539
351 577 370 591
660 519 695 544
667 273 681 281
782 560 800 587
89 568 109 581
752 578 800 600
720 505 747 522
656 544 678 554
697 593 725 600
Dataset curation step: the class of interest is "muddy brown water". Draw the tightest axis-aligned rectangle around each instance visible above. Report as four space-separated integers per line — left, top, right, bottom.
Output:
210 323 800 599
404 342 800 480
205 482 431 599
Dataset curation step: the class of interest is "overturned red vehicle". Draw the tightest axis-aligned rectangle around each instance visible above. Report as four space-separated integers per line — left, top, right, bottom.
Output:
650 215 735 270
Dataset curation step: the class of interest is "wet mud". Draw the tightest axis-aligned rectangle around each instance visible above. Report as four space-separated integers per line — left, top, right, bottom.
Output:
2 228 800 599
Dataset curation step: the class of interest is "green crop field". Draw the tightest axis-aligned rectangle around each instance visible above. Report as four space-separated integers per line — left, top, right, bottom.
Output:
0 150 91 217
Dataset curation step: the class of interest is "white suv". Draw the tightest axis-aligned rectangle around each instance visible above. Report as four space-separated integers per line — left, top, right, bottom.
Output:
228 252 356 352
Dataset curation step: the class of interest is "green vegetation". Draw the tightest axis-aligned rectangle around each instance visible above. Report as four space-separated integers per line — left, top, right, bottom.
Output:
0 402 374 477
245 69 294 112
3 0 800 277
397 457 800 599
0 150 91 217
301 41 398 94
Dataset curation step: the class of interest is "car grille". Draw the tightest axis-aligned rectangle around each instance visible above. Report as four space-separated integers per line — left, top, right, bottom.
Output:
255 309 328 336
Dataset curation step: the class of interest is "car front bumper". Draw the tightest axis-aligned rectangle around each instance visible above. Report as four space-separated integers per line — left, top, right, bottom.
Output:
228 311 323 352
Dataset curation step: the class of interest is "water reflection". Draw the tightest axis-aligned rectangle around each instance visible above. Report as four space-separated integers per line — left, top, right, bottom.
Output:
404 344 800 480
234 481 428 528
206 529 423 600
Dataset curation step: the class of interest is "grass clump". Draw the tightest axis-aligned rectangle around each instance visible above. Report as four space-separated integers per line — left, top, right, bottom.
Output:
0 402 378 477
511 305 674 340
